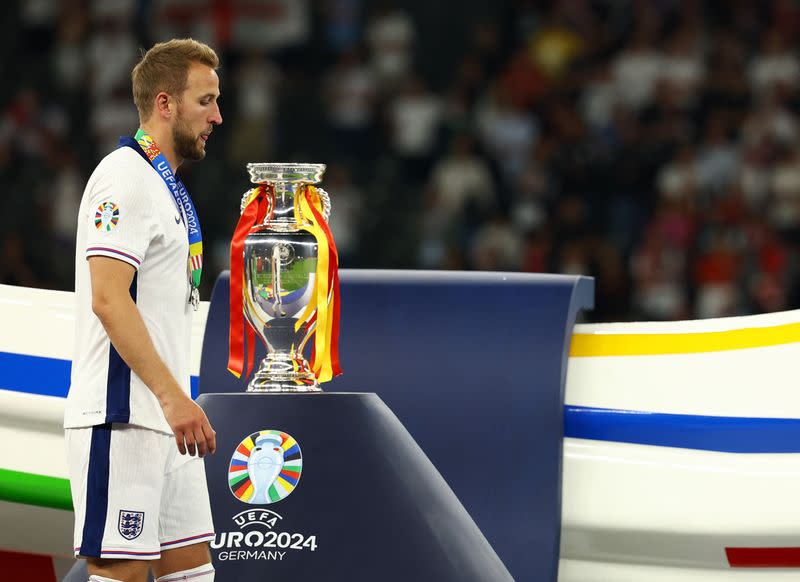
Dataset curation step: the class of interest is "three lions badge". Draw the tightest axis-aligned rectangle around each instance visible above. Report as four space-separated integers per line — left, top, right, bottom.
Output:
118 510 144 540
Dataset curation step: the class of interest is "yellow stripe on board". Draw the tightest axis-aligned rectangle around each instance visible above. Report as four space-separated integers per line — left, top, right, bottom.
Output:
570 322 800 357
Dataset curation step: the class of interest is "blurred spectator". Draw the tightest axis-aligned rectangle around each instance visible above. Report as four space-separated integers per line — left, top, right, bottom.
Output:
612 26 663 110
510 150 550 233
580 64 617 132
769 148 800 238
476 85 539 185
87 18 136 101
87 15 138 153
693 227 743 318
695 115 739 194
323 49 377 160
470 212 523 270
52 4 89 94
743 218 790 313
521 228 553 273
742 92 798 147
417 186 459 269
659 28 706 107
228 52 282 165
739 140 773 210
429 134 495 216
528 12 583 79
499 46 547 110
365 3 415 87
631 225 689 320
657 145 698 201
388 75 443 184
748 29 799 96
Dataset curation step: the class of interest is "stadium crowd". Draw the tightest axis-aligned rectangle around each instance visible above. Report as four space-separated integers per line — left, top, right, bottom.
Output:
2 0 800 322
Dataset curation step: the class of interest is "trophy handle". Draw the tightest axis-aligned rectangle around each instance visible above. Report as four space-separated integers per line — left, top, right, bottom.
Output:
239 189 253 215
240 187 275 225
317 188 331 222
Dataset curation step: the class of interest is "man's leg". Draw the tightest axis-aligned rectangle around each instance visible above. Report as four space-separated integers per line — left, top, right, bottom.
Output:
153 448 215 581
86 557 150 582
66 426 170 582
60 558 155 582
152 543 214 581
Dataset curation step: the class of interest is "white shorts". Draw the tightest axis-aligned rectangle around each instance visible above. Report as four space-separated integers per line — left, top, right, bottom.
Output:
66 423 215 560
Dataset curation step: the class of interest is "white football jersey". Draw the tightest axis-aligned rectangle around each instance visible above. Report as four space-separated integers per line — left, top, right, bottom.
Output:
64 146 193 434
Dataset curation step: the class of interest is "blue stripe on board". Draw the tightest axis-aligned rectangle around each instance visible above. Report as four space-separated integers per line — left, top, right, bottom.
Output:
5 348 800 453
0 352 199 399
80 423 112 557
0 351 71 397
565 405 800 453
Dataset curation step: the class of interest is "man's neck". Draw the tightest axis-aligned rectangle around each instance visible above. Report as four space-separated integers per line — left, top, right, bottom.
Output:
139 123 182 170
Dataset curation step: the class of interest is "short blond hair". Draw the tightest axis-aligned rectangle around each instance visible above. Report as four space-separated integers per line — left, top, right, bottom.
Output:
131 38 219 122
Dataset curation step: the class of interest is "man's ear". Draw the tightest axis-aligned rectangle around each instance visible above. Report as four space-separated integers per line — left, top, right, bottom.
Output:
154 92 172 119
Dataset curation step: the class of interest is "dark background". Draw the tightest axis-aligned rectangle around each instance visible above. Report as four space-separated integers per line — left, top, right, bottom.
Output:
3 0 800 322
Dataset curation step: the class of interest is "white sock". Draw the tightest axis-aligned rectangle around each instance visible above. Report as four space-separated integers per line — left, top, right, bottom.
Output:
89 576 124 582
155 563 215 581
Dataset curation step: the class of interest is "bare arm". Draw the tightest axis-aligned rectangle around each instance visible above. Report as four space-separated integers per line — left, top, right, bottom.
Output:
88 256 216 456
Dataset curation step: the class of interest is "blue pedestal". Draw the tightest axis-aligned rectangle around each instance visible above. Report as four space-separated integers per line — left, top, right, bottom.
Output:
200 270 594 580
198 392 512 580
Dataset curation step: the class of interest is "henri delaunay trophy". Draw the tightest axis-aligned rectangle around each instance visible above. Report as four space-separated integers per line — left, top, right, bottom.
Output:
227 162 342 392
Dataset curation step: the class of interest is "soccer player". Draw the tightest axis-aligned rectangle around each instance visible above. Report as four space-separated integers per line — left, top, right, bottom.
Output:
64 39 222 582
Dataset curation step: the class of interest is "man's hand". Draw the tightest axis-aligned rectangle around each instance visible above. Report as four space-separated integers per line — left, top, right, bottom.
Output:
159 389 217 457
88 257 217 457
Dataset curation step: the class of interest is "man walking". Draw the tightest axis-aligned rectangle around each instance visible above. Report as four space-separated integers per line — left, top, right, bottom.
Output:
64 38 222 582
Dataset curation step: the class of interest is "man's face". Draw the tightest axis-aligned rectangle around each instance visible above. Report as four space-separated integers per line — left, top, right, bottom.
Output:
172 62 222 162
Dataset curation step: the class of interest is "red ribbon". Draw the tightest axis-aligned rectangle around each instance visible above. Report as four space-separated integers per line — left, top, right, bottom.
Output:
228 185 272 379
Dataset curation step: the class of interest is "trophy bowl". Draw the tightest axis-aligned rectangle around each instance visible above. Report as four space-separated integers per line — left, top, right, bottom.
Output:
240 163 332 392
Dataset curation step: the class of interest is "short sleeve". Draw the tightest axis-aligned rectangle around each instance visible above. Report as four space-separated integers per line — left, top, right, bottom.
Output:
85 159 157 269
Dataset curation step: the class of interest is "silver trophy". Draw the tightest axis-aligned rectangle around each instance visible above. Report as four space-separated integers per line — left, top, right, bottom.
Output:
241 163 331 392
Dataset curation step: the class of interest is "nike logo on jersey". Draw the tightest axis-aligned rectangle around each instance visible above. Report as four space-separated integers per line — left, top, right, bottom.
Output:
175 215 182 225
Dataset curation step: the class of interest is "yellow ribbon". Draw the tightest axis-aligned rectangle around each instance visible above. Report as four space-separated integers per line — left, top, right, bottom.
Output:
293 185 337 382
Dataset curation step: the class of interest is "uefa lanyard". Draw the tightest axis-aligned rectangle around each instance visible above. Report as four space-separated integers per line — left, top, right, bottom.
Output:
119 129 203 309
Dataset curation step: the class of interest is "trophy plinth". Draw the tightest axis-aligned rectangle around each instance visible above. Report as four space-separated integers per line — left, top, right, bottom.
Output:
247 353 320 392
241 163 330 393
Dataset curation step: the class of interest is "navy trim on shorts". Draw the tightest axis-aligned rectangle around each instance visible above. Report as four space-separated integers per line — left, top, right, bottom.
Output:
104 272 137 423
81 423 112 557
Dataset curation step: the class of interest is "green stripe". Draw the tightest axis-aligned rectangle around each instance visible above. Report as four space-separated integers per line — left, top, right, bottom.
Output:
0 468 73 511
229 473 248 487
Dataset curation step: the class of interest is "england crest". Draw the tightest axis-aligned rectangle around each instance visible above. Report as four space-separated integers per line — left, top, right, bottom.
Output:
119 510 144 540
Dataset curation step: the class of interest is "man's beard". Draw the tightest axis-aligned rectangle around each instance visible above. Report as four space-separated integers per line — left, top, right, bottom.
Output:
172 116 205 161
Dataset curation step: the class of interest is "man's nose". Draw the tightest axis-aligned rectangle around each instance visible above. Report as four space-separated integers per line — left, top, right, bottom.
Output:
210 103 222 125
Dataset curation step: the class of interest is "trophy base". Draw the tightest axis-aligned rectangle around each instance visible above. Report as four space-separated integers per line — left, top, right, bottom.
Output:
246 380 322 393
245 353 322 393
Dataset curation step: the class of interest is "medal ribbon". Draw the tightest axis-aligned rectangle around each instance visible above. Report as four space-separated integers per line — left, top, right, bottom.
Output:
294 185 342 382
132 128 204 290
227 185 273 378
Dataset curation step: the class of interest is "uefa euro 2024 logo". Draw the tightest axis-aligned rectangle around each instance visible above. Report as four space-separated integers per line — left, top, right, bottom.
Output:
229 430 302 505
